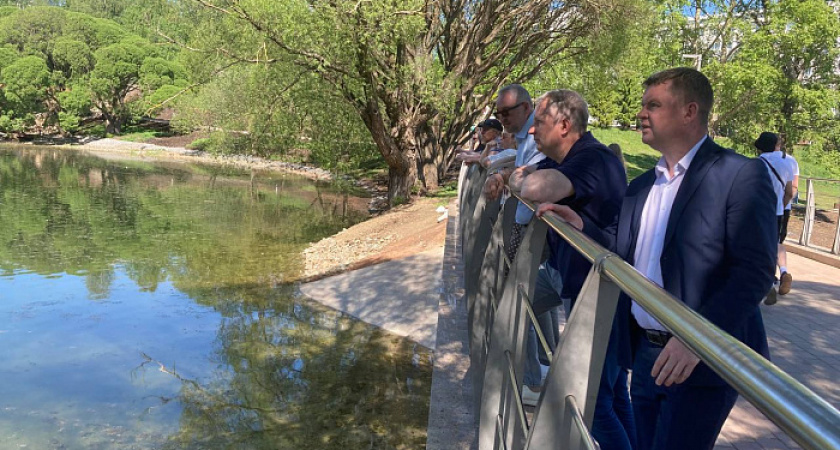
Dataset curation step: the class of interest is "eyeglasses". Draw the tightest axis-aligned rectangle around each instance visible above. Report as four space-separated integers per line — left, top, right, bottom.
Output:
495 102 525 118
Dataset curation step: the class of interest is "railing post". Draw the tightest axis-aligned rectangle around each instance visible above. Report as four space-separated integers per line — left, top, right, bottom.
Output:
832 204 840 255
800 178 815 247
524 265 620 450
463 171 498 303
478 219 548 450
460 165 485 258
470 196 518 412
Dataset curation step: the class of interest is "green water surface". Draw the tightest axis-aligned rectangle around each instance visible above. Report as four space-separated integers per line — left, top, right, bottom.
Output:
0 145 432 449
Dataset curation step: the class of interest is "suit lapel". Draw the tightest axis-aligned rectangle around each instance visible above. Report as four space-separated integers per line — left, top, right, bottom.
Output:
663 138 722 249
619 171 655 262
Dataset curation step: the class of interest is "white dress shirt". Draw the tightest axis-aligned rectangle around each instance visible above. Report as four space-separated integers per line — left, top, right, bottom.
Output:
631 136 706 331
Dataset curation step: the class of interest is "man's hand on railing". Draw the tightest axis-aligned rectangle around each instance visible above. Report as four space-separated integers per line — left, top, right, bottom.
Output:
652 338 701 387
536 204 583 231
484 172 505 200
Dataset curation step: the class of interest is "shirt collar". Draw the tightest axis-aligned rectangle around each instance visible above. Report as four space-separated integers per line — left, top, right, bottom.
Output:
654 135 707 179
515 110 535 140
564 131 596 160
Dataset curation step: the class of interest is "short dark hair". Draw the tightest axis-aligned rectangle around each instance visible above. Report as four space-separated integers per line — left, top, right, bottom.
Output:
537 89 589 134
643 67 713 125
754 132 778 153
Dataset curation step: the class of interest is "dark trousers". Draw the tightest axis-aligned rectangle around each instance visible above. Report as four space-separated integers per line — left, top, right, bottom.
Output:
591 340 636 450
631 334 738 450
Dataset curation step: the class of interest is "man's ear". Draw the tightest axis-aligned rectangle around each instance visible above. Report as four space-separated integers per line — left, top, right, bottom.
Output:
684 102 699 124
560 117 573 136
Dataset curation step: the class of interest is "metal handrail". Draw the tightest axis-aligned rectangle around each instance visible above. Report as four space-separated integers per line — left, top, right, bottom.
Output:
517 284 553 362
513 192 840 449
504 350 530 434
565 396 598 450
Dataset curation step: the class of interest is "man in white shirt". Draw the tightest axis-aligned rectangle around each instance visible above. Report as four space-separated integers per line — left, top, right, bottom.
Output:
754 132 795 303
521 68 777 449
615 68 776 450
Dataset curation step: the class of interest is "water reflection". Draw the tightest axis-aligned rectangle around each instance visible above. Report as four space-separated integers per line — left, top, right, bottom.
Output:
0 145 432 449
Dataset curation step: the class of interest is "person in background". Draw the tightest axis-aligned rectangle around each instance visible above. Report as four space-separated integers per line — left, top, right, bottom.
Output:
608 143 627 175
754 131 794 304
482 84 554 406
781 136 799 294
456 118 503 164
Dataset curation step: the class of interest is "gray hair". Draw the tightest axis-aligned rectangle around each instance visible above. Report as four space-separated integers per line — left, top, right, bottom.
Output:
536 89 589 133
498 84 532 106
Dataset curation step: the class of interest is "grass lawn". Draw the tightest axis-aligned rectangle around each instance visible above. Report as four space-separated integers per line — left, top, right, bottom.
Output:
591 128 840 209
590 128 660 180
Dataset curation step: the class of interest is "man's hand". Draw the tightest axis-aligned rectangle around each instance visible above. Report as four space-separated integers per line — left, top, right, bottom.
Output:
536 204 583 230
651 338 700 387
483 173 505 200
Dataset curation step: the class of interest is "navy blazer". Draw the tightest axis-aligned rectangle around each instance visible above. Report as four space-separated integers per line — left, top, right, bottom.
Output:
615 138 777 386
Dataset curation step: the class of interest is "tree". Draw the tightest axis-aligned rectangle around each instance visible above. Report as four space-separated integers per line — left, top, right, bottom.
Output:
762 0 840 148
0 55 52 127
185 0 636 204
705 0 840 149
88 36 152 133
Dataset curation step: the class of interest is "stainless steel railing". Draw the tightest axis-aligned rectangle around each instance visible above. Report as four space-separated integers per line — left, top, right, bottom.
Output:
458 163 840 450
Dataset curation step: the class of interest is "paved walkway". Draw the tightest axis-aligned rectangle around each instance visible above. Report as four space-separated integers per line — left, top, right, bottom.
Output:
300 248 443 350
714 251 840 449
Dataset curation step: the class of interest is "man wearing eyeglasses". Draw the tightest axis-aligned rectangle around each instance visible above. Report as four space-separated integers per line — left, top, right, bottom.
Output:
483 84 545 261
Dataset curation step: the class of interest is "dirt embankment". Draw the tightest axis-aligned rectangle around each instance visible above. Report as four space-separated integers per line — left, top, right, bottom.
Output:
300 197 449 282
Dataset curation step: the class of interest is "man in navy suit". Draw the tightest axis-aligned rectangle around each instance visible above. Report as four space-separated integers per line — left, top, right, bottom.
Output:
620 68 776 449
541 68 776 449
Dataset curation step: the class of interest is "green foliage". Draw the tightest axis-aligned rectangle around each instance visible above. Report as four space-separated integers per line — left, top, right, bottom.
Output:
186 137 211 151
139 57 185 91
0 6 188 135
116 129 169 142
1 55 50 115
0 114 25 132
0 44 16 71
710 0 840 149
52 37 94 78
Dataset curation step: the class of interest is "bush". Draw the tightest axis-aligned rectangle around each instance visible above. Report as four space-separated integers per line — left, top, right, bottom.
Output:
186 137 211 151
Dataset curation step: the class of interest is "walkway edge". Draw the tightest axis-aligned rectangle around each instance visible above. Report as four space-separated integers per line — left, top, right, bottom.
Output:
784 239 840 270
426 201 478 450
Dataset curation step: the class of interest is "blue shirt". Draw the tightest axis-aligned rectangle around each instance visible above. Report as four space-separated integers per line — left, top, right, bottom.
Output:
513 111 545 224
536 132 627 304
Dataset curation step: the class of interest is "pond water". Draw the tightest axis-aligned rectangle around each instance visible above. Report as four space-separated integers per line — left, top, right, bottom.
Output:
0 145 433 449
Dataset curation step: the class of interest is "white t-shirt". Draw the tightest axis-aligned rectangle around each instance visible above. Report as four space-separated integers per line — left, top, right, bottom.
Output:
759 151 794 215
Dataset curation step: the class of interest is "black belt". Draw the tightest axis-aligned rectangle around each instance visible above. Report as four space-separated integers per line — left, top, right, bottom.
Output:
643 329 672 347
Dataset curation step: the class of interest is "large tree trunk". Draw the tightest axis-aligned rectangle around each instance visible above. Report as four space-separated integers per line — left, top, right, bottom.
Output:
360 99 418 205
415 119 451 192
388 162 416 203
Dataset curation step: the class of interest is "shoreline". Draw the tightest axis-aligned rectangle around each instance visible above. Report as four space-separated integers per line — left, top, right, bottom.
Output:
2 137 390 212
10 137 338 181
